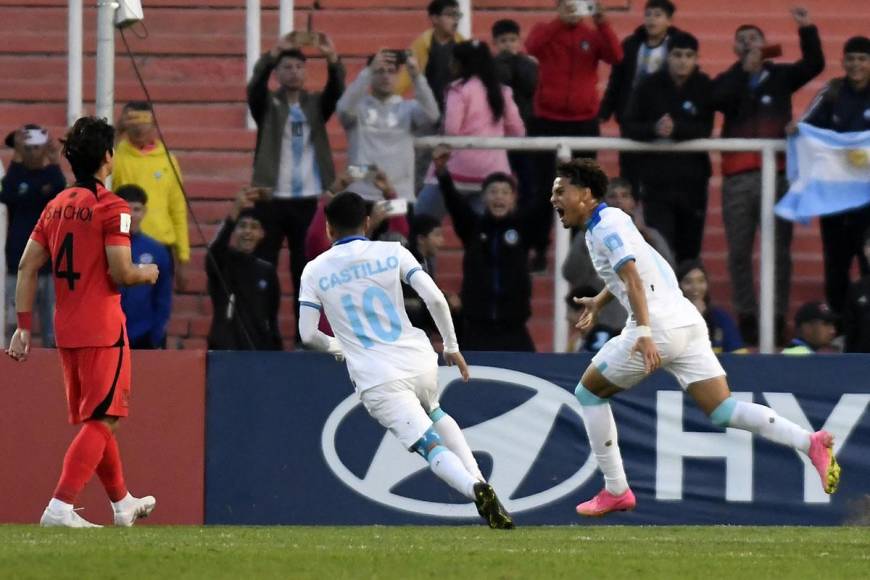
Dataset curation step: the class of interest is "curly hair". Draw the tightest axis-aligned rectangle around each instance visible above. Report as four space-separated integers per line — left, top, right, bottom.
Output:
62 117 115 182
555 159 609 200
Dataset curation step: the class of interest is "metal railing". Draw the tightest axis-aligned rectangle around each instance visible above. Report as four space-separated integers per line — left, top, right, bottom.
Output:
415 136 787 354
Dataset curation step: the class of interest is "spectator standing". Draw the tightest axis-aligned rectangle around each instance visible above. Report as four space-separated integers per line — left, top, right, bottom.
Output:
113 102 190 291
677 260 746 354
115 185 172 349
207 188 282 351
248 32 345 332
623 32 714 263
802 36 870 315
525 0 622 270
416 40 525 221
782 301 837 355
712 7 824 344
600 0 681 195
433 146 534 351
844 227 870 353
1 125 65 347
337 50 439 202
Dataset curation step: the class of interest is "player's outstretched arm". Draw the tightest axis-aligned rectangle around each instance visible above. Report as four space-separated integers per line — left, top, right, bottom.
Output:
298 305 343 360
106 245 159 287
6 239 49 362
409 270 469 381
617 260 661 373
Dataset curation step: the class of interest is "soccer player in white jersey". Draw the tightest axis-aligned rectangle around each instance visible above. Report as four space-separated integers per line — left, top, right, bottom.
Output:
298 192 513 529
550 159 841 517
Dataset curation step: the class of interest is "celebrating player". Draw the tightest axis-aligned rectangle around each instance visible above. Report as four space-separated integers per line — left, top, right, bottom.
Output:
550 159 841 517
6 117 160 528
298 191 513 529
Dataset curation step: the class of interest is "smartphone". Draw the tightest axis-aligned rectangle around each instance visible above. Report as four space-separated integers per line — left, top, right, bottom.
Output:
760 44 782 59
570 0 597 16
348 164 375 181
378 199 408 217
389 49 409 66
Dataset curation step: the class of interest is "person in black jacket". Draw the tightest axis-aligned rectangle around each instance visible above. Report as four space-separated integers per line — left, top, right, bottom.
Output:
802 35 870 315
599 0 681 195
623 32 714 263
844 228 870 353
712 7 824 345
207 188 283 351
433 145 534 351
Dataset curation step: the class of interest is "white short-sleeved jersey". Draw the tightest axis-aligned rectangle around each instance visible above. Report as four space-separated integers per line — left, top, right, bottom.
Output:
299 237 437 391
585 204 703 330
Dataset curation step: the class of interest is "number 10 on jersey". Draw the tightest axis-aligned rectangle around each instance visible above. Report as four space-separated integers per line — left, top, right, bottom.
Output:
340 287 402 348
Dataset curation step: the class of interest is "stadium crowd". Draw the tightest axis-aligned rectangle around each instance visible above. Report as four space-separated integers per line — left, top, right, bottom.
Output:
2 0 869 355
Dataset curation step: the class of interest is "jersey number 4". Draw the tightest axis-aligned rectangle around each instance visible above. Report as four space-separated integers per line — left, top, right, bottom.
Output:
54 233 82 291
341 287 402 349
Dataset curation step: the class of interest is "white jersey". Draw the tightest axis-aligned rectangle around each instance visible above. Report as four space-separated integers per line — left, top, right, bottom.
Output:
585 204 703 330
299 237 438 391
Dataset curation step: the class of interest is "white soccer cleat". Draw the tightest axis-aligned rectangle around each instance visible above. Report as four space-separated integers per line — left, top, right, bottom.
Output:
113 495 157 527
40 508 103 528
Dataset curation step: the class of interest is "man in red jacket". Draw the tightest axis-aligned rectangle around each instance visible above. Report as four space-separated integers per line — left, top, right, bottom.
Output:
525 0 622 272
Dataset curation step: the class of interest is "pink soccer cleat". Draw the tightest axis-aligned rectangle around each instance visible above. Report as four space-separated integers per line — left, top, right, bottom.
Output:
808 430 841 494
576 488 637 518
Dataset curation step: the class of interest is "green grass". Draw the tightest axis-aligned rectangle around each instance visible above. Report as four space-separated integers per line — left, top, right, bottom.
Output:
1 525 868 579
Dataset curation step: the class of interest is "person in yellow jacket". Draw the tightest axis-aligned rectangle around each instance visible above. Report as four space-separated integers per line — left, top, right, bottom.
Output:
395 0 465 107
113 102 190 291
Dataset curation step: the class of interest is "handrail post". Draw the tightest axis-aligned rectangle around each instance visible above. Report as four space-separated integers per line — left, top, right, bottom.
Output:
67 0 83 126
458 0 471 38
553 144 572 353
279 0 293 37
94 0 115 123
759 145 777 354
246 0 261 130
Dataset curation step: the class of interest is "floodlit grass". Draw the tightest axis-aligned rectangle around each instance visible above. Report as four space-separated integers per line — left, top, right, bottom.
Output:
1 525 868 579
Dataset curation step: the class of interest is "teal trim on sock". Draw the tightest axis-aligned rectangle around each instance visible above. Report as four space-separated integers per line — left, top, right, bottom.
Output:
427 445 447 462
575 383 609 406
429 408 446 423
710 397 737 428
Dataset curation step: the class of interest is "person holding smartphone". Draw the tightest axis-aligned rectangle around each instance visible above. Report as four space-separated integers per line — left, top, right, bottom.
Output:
711 6 824 346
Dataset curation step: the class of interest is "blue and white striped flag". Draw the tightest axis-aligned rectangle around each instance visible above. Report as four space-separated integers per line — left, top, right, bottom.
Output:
775 122 870 223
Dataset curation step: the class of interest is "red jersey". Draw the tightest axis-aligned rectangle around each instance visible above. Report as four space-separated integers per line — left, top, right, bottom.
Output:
30 181 131 348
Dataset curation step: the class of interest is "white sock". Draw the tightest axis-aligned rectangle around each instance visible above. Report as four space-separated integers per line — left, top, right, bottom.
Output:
429 447 477 500
433 413 485 482
730 401 811 453
48 498 73 513
112 492 135 512
579 402 629 496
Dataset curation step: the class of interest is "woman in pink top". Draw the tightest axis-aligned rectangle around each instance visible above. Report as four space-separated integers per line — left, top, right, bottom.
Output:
415 40 525 219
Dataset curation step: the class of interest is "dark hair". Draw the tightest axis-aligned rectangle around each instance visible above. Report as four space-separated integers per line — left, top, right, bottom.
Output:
481 171 517 193
676 259 707 285
669 31 699 53
645 0 676 17
411 214 442 240
428 0 459 16
115 184 148 205
62 117 115 182
492 19 520 39
735 24 764 40
277 49 307 64
325 191 368 233
452 40 505 122
555 159 609 200
844 35 870 55
607 176 633 195
123 101 152 113
237 207 264 225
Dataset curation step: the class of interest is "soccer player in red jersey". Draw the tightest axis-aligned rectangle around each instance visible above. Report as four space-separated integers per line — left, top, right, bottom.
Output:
6 117 161 528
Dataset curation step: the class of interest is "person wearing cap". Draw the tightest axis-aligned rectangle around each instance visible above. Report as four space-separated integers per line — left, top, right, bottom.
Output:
112 101 190 292
1 124 66 347
844 227 870 353
115 185 173 349
782 302 837 355
623 31 714 264
206 187 282 351
801 35 870 316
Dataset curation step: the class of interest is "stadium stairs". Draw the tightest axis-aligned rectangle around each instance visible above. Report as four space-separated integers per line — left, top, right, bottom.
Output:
0 0 867 350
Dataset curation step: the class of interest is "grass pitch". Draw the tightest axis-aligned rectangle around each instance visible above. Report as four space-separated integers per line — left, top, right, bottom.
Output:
1 525 867 579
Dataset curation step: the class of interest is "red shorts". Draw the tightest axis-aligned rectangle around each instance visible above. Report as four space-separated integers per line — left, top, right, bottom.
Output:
59 335 131 425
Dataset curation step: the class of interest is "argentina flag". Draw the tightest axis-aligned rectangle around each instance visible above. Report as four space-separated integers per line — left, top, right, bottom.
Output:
775 122 870 223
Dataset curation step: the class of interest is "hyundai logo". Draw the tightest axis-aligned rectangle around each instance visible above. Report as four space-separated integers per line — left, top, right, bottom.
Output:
321 366 597 518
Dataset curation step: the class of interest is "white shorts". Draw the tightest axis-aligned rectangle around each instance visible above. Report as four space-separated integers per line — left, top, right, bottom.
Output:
359 368 440 449
591 322 726 390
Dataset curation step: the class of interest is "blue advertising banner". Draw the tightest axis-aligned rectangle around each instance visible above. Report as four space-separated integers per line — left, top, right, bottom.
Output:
205 352 870 525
